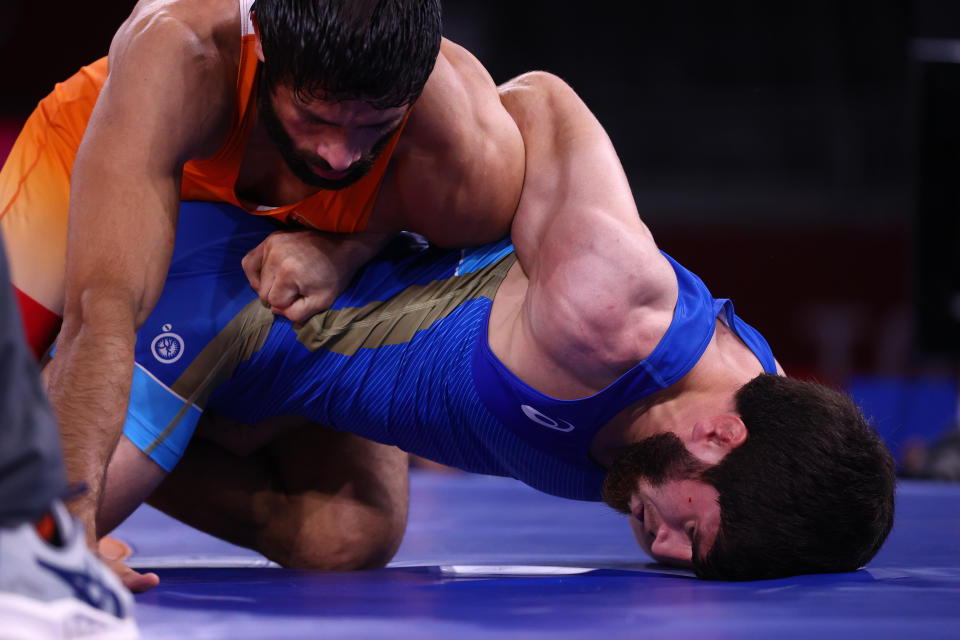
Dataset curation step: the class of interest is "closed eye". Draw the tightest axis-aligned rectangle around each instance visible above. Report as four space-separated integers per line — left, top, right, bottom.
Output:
689 526 702 561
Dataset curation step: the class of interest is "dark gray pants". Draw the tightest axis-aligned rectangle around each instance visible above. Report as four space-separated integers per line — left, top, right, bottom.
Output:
0 235 66 525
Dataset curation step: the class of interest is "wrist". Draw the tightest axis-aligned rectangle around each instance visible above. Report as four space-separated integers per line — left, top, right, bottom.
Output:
341 231 393 265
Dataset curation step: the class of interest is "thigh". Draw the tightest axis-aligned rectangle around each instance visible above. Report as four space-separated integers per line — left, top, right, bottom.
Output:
269 416 409 566
265 419 410 567
149 414 409 570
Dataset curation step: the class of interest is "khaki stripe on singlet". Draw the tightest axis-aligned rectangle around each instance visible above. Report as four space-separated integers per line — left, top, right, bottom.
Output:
162 251 517 411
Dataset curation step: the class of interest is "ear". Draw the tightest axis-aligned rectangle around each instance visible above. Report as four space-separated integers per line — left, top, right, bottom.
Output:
687 414 747 465
251 13 266 63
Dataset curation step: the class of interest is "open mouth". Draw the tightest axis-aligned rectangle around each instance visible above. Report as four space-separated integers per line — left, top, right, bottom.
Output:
309 165 349 180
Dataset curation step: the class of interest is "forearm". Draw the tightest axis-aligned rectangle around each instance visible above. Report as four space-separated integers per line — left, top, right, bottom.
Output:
55 158 178 544
46 298 138 544
331 229 395 274
56 145 179 544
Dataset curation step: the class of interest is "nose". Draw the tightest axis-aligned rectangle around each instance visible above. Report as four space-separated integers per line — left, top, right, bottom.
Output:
315 135 362 171
649 526 691 565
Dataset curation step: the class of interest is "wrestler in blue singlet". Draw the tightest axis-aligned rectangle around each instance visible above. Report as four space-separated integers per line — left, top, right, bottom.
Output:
125 201 777 501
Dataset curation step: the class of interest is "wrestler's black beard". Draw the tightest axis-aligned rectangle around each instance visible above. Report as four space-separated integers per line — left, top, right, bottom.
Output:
601 432 709 514
257 86 399 191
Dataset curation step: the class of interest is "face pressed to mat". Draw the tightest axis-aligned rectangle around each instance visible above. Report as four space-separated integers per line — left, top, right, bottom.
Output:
602 432 722 568
626 477 721 568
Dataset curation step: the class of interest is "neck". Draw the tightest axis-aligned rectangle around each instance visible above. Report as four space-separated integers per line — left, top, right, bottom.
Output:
589 318 765 467
236 115 323 208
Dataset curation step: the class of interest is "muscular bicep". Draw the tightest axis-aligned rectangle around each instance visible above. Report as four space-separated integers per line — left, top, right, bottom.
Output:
65 9 233 324
384 40 524 247
496 72 680 371
498 72 671 304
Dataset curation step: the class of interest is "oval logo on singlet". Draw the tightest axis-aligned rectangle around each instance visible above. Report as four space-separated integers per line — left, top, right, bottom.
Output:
151 323 184 364
521 404 576 432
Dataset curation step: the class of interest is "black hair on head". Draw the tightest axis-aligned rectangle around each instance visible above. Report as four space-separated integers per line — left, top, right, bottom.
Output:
251 0 442 108
694 374 896 581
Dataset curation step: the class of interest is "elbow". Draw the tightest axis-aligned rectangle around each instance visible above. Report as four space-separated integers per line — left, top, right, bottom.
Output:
60 283 141 345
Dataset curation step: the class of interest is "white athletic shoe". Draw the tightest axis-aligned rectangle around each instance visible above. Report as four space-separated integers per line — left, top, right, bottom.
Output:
0 501 138 640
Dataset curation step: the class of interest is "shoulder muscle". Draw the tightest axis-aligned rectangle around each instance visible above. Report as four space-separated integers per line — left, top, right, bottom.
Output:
103 0 240 163
382 39 524 247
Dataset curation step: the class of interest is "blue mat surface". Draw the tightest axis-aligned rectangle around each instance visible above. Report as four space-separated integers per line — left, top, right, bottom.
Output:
115 472 960 639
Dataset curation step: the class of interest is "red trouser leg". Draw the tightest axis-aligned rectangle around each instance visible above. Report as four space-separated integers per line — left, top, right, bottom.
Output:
12 286 61 360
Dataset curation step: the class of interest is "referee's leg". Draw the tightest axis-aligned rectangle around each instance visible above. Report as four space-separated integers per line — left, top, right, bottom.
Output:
0 232 66 525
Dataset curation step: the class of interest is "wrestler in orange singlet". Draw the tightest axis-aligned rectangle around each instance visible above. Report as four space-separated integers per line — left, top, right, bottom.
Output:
0 0 523 357
0 0 524 592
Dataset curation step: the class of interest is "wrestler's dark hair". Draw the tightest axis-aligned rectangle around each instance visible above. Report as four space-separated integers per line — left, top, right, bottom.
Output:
250 0 442 108
693 374 896 581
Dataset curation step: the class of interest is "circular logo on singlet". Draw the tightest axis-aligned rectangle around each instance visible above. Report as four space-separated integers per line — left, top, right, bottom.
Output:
151 323 184 364
521 404 576 432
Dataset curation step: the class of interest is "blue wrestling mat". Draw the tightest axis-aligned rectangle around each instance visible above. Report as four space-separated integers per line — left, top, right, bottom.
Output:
116 472 960 639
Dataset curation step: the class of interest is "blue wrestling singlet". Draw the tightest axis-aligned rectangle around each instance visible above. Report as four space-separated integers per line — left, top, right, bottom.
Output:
126 202 777 501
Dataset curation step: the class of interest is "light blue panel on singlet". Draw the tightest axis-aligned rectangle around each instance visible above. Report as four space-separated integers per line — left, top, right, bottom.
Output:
123 364 204 471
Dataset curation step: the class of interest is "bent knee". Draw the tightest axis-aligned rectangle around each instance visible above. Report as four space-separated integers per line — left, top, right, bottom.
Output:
278 521 406 571
263 500 408 571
